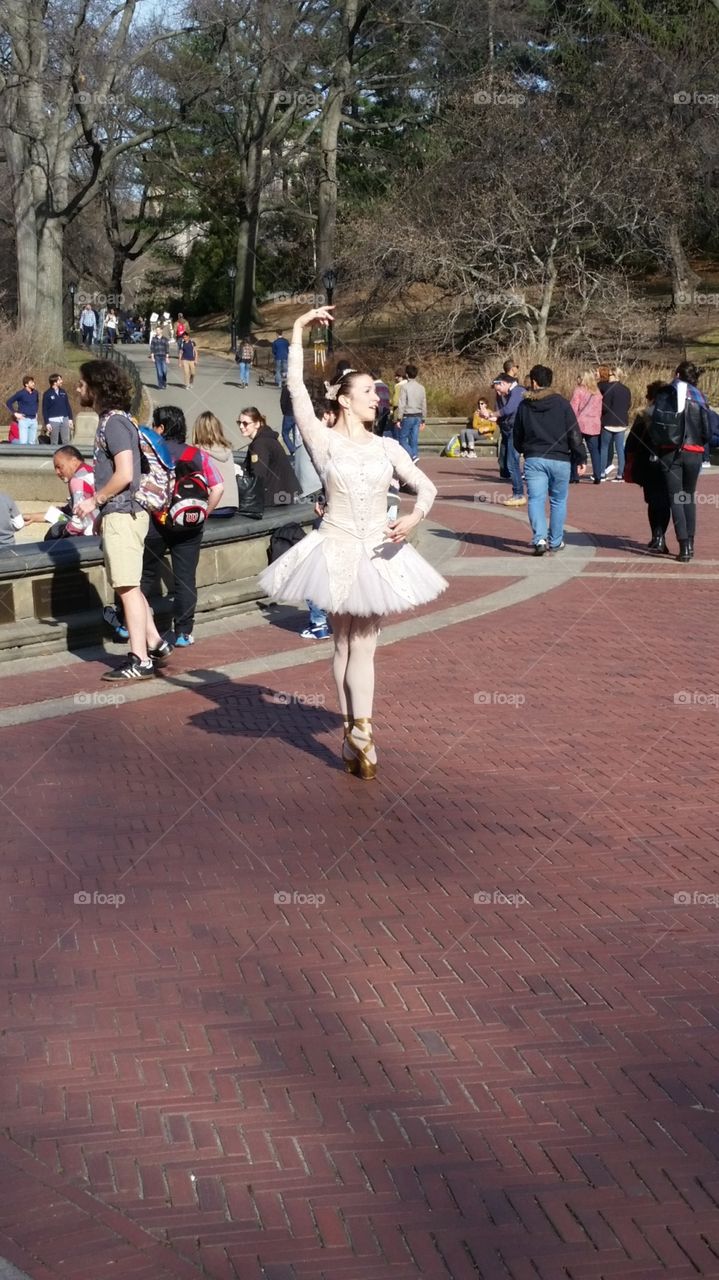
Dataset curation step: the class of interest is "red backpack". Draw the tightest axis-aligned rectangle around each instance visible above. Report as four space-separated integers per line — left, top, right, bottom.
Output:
166 446 210 530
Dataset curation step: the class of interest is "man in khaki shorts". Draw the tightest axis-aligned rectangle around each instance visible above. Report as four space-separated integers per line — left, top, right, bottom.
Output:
74 359 172 681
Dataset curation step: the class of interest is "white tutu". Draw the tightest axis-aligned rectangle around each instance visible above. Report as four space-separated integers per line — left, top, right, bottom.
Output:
259 527 448 617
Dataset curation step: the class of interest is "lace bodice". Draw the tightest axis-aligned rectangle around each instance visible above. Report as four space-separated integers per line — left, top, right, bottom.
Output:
287 341 437 539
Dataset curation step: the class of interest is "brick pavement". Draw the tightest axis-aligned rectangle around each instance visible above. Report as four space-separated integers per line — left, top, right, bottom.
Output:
2 458 719 1279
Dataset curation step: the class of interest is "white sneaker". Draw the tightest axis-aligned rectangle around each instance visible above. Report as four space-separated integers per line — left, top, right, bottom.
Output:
702 461 712 469
604 463 616 476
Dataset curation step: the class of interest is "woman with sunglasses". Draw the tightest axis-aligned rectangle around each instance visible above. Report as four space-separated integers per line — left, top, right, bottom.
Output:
258 306 447 780
237 408 300 510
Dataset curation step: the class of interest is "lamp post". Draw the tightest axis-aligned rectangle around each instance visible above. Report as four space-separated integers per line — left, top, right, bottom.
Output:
322 267 337 354
69 282 77 337
227 264 237 353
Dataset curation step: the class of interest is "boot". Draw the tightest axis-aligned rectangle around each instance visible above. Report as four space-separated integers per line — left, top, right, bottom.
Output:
648 530 669 554
677 541 692 563
686 536 694 559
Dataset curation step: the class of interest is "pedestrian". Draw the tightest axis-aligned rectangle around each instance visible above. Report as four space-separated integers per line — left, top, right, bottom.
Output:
397 363 427 462
296 398 339 643
569 372 603 484
42 374 74 446
236 407 301 509
390 368 406 434
236 335 254 387
372 370 392 436
178 333 198 388
513 364 587 555
79 303 97 346
192 412 238 517
599 366 631 481
149 326 170 389
309 320 327 370
271 329 290 385
73 359 173 679
105 308 118 344
495 359 519 478
175 314 188 356
492 373 526 505
25 446 98 539
141 405 225 647
651 360 711 562
6 375 39 445
624 381 671 554
258 306 447 780
280 377 298 454
0 492 26 544
161 312 174 346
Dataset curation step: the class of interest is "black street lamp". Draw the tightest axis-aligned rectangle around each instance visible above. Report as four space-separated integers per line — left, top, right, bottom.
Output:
322 267 337 354
227 264 237 353
69 282 77 336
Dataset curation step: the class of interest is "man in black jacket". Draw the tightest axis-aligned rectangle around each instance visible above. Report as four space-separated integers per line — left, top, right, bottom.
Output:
513 365 587 556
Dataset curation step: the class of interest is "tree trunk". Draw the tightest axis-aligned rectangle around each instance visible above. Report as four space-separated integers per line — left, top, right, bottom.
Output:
668 222 700 306
536 262 557 359
317 90 345 284
110 248 126 305
36 220 65 355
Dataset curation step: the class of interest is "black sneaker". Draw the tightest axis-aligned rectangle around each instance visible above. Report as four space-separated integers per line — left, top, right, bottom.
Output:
102 653 155 681
148 639 173 667
533 540 548 556
548 541 566 552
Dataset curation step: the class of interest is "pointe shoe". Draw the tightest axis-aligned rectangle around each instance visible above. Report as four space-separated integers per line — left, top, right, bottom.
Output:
347 717 377 781
342 719 359 774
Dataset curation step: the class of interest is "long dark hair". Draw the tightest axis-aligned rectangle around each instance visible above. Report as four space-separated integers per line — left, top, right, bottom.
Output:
79 359 132 413
240 406 268 430
675 360 702 386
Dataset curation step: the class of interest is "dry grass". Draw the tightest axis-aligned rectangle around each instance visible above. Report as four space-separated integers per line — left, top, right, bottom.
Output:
0 324 86 436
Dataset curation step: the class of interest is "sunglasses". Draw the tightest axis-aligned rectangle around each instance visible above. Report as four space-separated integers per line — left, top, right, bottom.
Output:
237 418 253 426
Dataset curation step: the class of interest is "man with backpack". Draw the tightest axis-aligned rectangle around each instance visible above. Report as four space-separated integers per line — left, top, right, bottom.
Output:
140 405 225 647
648 360 711 562
74 360 174 679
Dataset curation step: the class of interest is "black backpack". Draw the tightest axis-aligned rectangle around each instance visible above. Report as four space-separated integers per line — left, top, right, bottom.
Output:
268 522 305 564
649 384 685 451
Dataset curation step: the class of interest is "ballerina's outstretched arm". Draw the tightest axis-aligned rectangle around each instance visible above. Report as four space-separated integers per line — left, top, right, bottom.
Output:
288 310 334 472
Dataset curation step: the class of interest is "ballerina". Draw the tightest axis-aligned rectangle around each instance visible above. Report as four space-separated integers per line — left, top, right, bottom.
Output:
258 307 447 779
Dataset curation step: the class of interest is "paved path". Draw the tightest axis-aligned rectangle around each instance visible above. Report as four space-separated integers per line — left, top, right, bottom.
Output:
125 347 287 449
2 458 719 1279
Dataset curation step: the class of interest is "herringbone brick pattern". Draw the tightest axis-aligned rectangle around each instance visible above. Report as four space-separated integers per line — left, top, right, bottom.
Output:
2 463 719 1279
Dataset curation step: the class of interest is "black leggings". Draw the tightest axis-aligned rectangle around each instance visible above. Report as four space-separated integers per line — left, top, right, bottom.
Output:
642 462 670 535
141 521 203 634
660 451 703 541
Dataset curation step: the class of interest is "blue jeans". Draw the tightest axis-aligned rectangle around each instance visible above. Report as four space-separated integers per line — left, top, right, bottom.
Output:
274 358 287 386
282 415 298 453
502 429 524 497
154 357 167 388
583 433 601 482
525 457 571 547
17 416 38 445
307 600 328 630
238 360 251 385
399 415 421 459
600 428 625 478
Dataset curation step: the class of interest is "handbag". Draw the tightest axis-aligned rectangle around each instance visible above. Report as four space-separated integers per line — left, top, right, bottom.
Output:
236 468 265 519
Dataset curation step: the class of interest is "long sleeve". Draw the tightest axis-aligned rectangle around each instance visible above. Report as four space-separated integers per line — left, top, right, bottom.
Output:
398 383 407 419
287 340 332 472
512 404 526 454
382 440 437 518
421 386 427 420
